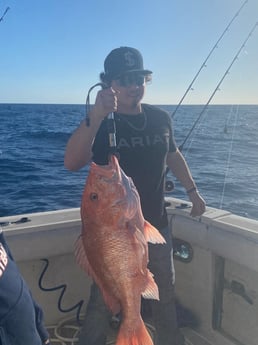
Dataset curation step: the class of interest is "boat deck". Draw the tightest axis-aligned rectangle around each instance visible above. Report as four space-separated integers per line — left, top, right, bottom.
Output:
3 200 258 345
46 316 210 345
46 316 156 345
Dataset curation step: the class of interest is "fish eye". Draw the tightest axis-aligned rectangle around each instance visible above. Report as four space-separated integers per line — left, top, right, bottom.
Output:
90 193 98 201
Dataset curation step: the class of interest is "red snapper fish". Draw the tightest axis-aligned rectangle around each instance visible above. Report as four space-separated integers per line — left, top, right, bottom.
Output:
75 155 166 345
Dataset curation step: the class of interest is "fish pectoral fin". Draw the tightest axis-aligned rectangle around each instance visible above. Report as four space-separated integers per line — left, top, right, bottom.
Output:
74 235 94 276
141 269 159 300
143 221 166 244
74 236 121 315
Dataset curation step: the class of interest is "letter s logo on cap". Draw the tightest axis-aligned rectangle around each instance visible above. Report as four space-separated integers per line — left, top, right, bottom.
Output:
124 51 136 67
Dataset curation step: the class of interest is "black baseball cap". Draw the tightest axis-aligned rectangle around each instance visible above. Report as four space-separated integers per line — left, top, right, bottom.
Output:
103 47 152 80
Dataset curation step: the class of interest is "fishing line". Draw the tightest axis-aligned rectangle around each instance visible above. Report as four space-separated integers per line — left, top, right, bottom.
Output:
219 104 239 209
183 107 210 159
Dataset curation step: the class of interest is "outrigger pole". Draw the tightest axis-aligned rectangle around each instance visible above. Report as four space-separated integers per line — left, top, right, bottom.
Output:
179 21 258 151
0 6 10 22
172 0 248 119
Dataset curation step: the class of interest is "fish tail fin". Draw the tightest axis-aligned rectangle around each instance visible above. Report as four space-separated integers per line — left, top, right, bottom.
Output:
143 220 166 244
116 318 153 345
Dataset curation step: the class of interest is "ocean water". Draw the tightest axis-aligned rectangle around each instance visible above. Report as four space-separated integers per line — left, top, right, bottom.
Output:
0 103 257 221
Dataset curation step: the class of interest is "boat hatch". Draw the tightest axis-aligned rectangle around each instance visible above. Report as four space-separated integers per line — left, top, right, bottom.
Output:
213 256 258 345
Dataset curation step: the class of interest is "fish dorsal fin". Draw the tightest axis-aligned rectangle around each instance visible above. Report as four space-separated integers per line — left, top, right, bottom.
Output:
142 269 159 300
143 221 166 244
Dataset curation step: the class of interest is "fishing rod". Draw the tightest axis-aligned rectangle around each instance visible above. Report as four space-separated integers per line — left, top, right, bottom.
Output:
179 21 258 152
0 6 10 22
172 0 248 119
85 83 117 156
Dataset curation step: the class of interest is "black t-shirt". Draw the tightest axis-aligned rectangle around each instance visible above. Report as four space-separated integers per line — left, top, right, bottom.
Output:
92 103 177 229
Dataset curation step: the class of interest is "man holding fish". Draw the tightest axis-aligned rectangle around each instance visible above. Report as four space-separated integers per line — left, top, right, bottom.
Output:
65 47 206 345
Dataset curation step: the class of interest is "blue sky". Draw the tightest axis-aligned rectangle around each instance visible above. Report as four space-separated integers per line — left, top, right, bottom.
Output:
0 0 257 104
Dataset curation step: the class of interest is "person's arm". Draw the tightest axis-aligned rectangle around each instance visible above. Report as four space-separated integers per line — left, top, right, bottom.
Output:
64 87 118 171
64 114 102 171
166 149 206 216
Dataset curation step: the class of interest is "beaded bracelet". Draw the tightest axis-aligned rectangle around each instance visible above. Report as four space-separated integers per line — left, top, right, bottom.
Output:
186 186 197 194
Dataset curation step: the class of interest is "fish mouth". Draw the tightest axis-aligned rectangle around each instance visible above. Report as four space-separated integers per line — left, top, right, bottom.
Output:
90 155 121 183
109 155 121 172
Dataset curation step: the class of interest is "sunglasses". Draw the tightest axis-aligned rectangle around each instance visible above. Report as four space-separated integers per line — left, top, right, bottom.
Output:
116 74 146 87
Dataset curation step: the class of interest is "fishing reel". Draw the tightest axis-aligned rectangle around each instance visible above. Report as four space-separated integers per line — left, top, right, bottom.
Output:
165 166 174 192
165 179 174 192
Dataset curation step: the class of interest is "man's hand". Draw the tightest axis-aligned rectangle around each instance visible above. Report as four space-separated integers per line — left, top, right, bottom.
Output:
188 191 206 217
